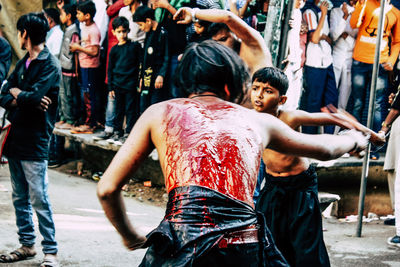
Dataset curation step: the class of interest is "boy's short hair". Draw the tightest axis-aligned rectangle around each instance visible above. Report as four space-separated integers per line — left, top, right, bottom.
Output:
208 23 231 38
112 16 129 30
174 40 250 104
44 8 61 25
252 67 289 96
132 6 155 22
77 0 96 19
62 4 77 22
17 12 49 46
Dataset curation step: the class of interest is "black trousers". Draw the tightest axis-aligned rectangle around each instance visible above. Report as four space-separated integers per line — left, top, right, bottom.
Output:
114 88 139 134
193 243 261 267
256 166 330 267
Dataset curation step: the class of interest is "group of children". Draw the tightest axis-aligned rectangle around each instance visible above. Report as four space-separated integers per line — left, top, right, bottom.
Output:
50 1 170 146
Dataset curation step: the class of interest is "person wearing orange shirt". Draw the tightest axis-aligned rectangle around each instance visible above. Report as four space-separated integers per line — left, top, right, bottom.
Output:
349 0 400 158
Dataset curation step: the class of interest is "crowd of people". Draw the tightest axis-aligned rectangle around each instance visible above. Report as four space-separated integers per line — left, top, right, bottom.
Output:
0 0 400 266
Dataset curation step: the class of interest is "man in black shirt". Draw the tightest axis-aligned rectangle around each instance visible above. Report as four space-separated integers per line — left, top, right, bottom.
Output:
133 6 169 114
0 12 59 267
106 16 142 145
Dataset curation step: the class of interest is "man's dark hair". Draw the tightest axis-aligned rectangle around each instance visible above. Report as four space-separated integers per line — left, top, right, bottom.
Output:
208 23 231 37
17 12 49 46
0 4 2 11
174 40 250 103
77 0 96 19
252 67 289 96
112 16 129 30
44 8 61 25
132 6 155 22
62 4 77 22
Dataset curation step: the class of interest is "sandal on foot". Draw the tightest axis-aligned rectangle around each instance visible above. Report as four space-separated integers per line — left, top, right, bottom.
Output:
0 247 37 263
40 254 59 267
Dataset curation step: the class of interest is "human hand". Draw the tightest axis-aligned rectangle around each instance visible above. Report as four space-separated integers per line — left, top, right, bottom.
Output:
288 19 294 29
388 93 396 104
340 32 349 40
123 233 147 251
320 34 332 45
155 76 163 89
151 0 170 9
173 7 193 24
56 0 64 10
320 1 329 15
340 129 369 156
109 90 115 99
300 22 308 34
10 88 22 99
37 96 52 112
342 2 349 18
70 43 80 52
382 62 393 71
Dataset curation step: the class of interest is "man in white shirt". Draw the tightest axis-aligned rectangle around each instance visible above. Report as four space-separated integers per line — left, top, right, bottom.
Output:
282 0 305 111
44 8 64 58
330 0 357 110
302 0 338 134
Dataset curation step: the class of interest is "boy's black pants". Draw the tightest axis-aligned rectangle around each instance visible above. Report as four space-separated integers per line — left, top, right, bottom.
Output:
256 166 330 267
114 88 139 134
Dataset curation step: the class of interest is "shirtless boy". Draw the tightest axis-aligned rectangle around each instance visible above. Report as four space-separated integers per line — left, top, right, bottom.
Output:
251 67 383 267
97 41 368 266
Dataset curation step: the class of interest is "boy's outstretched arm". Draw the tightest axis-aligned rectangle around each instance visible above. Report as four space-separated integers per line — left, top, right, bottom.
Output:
173 8 272 73
97 105 157 250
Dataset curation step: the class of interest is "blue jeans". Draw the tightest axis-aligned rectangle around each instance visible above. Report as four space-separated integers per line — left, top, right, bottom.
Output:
303 64 338 134
105 93 116 130
168 55 184 98
81 67 99 126
350 60 387 132
8 158 58 254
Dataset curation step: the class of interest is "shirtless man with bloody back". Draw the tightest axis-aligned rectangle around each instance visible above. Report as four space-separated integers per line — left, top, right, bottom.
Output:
97 41 368 266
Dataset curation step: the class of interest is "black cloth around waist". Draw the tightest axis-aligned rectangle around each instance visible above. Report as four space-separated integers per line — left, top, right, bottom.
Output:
140 185 289 267
265 165 317 191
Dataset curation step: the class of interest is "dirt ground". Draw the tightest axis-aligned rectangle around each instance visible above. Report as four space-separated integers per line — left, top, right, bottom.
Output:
53 160 168 208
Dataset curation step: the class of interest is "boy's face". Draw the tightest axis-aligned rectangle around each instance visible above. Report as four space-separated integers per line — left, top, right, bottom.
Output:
112 26 129 43
194 22 205 35
76 10 88 23
60 9 69 24
136 19 152 32
250 80 286 113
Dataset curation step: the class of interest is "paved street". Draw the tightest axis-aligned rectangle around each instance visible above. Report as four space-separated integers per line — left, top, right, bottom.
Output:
0 165 400 266
0 166 164 267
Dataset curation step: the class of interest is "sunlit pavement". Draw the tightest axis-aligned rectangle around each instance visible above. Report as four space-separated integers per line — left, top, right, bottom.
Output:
0 165 164 267
1 165 400 266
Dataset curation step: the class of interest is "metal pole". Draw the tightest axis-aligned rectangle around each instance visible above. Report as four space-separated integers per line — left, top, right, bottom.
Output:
277 0 294 69
355 0 386 237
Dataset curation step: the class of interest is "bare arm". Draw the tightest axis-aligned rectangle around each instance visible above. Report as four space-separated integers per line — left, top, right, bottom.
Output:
70 43 99 57
174 8 272 72
380 108 400 134
288 110 356 129
259 113 367 160
151 0 177 15
97 106 157 250
310 1 329 44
